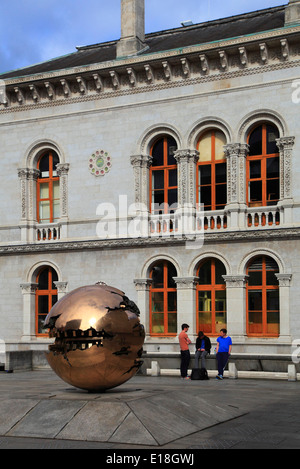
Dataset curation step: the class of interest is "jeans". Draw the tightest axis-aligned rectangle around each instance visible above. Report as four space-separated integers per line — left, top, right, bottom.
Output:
194 350 208 369
180 350 190 377
217 352 229 376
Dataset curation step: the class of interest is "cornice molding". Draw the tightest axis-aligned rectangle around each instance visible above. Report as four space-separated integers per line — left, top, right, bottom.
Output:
1 26 300 113
1 227 300 255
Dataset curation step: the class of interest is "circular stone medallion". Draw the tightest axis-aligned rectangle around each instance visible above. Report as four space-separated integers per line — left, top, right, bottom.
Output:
89 150 112 176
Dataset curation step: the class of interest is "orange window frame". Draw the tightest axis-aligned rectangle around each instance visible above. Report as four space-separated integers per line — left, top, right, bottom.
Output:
149 137 178 214
37 151 59 223
196 130 227 211
246 257 279 337
149 261 177 336
196 259 226 336
35 267 58 337
246 124 280 208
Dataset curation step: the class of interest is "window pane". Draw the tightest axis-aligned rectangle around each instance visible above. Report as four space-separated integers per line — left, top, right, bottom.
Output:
152 313 164 334
249 181 262 205
168 169 177 187
267 125 279 154
215 261 226 284
199 165 211 185
53 180 60 199
168 189 178 209
151 139 164 166
52 295 58 307
248 311 263 334
39 201 50 221
215 291 226 312
267 312 279 335
266 270 279 285
249 126 262 156
168 313 177 334
38 295 49 315
151 264 164 288
248 291 262 311
39 153 50 177
153 190 164 211
250 160 261 179
40 183 49 199
153 171 164 189
267 290 279 311
267 180 279 204
151 292 164 312
200 186 211 210
198 131 212 162
198 261 211 285
198 291 211 311
168 292 177 312
216 185 227 208
267 158 279 179
214 131 226 160
167 137 177 165
248 271 262 286
38 269 49 289
167 263 177 288
53 200 60 220
215 163 226 183
198 311 212 334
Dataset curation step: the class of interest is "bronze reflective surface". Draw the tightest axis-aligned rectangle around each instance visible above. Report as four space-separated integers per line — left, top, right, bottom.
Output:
44 283 145 392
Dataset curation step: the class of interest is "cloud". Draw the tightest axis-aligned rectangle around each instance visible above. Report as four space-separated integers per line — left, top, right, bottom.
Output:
0 0 286 74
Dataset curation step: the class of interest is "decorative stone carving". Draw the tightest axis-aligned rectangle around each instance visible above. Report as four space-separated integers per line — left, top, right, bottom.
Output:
88 151 112 177
224 143 249 205
130 154 152 206
174 149 199 206
276 136 295 200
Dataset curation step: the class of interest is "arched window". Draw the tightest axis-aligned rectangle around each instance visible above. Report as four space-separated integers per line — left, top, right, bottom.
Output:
35 267 58 336
196 258 226 335
149 260 177 336
150 137 178 214
247 124 280 207
246 256 279 337
197 130 227 211
37 151 60 223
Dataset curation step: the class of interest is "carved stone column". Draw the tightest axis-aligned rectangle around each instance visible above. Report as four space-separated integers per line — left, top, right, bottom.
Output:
223 275 249 338
56 163 70 239
174 149 199 207
276 137 295 225
130 154 152 210
17 168 40 242
276 273 292 340
53 281 68 301
134 278 152 336
173 277 199 337
20 282 39 341
224 143 249 229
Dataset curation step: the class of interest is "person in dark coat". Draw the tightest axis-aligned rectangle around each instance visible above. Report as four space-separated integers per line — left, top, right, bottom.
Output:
194 331 211 370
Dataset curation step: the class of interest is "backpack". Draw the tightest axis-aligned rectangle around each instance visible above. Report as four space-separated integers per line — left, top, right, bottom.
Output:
191 368 209 380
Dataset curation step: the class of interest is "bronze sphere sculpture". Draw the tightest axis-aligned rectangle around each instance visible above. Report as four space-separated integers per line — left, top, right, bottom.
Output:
44 283 145 392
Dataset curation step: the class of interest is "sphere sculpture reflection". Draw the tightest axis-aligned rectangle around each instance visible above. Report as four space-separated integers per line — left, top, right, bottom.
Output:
44 283 145 392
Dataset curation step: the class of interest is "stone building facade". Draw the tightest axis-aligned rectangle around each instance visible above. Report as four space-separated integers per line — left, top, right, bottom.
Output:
0 0 300 369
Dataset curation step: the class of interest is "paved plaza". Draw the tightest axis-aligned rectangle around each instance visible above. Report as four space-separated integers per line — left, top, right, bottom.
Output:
0 369 299 449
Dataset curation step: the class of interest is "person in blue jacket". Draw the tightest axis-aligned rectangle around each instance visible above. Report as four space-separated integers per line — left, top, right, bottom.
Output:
216 329 232 380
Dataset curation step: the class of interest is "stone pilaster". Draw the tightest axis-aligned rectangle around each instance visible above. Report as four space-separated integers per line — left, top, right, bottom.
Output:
174 149 199 206
173 277 199 336
223 275 249 338
20 282 38 341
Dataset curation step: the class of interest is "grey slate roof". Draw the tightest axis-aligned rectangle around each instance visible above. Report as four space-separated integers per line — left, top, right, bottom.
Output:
0 5 286 79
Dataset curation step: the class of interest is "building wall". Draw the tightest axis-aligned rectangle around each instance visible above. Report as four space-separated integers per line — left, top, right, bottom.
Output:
0 54 299 365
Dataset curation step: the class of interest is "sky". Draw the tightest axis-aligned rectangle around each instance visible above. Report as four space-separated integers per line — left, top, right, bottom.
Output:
0 0 287 74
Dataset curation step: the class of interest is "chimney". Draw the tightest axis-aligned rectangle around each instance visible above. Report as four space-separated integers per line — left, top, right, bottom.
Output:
116 0 146 58
285 0 300 25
